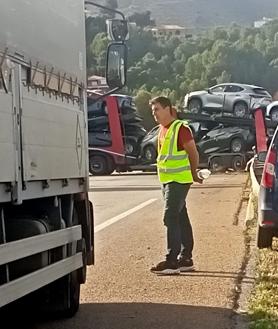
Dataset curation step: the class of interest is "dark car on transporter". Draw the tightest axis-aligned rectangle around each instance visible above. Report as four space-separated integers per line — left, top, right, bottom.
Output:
196 124 255 170
140 121 255 170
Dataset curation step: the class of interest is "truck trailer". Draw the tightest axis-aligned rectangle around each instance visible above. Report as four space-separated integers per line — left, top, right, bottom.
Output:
0 0 127 316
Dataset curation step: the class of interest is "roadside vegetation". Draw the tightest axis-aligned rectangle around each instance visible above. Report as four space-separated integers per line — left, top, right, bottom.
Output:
248 239 278 329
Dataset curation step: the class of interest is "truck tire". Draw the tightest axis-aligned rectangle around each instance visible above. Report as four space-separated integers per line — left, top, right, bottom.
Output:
60 271 80 318
257 225 273 249
209 156 223 172
89 155 114 175
231 155 245 171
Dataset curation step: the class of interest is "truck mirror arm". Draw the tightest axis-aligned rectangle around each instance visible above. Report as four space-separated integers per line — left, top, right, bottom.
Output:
84 1 126 20
88 87 121 103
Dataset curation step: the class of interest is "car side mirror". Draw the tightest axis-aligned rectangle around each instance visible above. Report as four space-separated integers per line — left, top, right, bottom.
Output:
106 43 128 89
207 88 212 94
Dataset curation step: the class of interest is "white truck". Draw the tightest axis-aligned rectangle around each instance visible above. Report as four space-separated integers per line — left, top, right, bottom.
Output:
0 0 127 316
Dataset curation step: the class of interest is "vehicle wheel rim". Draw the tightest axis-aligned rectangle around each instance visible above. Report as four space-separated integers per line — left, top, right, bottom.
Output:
144 147 156 161
233 157 243 170
234 160 242 169
125 143 134 154
90 157 105 174
92 162 104 173
211 159 222 172
145 149 153 161
231 140 242 152
189 101 201 113
234 104 246 117
271 110 278 122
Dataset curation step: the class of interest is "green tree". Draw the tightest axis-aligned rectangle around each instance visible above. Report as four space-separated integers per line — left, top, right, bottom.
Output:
134 90 155 131
89 33 109 75
216 71 232 84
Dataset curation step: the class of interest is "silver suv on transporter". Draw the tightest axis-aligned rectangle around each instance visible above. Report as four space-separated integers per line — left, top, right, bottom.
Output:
184 83 272 118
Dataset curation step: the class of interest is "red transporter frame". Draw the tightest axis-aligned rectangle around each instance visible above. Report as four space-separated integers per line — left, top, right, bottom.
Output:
88 95 137 175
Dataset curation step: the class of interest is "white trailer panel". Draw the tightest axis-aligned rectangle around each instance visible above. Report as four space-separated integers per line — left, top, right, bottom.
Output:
0 0 86 83
21 86 87 181
0 91 17 183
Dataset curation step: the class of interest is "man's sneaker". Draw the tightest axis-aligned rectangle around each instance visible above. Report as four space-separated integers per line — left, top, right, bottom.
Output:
178 258 195 272
150 260 180 275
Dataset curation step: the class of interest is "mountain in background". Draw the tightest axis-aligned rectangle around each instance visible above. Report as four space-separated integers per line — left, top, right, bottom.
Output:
117 0 278 28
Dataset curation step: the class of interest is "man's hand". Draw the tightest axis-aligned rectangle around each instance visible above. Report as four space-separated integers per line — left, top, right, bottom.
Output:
183 139 202 184
192 173 203 184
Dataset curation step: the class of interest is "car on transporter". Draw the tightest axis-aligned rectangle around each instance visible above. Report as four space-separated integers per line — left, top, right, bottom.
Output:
140 121 255 170
266 100 278 122
257 125 278 249
184 83 272 118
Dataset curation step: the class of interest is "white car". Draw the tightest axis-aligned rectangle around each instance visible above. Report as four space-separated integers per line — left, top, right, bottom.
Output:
266 101 278 122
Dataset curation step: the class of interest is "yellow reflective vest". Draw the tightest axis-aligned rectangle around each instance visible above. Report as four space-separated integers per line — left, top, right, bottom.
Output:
157 120 193 184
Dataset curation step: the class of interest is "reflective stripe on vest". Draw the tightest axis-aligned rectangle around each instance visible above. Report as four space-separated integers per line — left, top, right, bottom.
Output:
159 165 191 173
157 120 193 183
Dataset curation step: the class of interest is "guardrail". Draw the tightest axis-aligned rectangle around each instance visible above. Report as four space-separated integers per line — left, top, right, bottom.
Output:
245 158 261 225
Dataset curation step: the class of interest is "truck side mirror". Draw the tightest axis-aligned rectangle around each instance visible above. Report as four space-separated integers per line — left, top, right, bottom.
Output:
106 43 128 89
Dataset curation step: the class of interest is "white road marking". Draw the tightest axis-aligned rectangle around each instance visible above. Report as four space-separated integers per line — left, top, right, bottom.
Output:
95 198 157 233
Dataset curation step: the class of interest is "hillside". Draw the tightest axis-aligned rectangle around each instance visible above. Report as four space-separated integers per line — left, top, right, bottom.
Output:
118 0 278 28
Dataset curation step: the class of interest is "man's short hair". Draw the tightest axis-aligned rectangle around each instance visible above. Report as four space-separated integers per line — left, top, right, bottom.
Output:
149 96 172 109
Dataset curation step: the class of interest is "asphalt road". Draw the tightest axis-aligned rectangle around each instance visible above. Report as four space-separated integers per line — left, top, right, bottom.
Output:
8 172 248 329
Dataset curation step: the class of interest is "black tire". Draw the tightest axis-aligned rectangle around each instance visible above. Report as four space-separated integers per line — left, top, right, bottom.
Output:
209 156 223 172
41 270 80 319
188 98 202 114
124 141 136 155
270 106 278 122
231 155 245 171
89 155 114 175
142 145 157 163
257 225 273 249
60 271 80 318
230 138 244 153
233 102 248 118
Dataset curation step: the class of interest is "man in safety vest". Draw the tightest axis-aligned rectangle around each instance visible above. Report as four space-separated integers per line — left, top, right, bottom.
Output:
150 96 202 275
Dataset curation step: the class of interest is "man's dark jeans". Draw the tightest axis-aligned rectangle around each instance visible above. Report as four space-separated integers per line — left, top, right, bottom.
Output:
162 182 193 261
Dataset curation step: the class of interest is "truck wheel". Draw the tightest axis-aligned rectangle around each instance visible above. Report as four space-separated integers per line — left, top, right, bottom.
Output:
89 155 114 175
257 225 273 249
233 102 248 117
209 157 223 172
188 99 202 114
43 270 80 318
231 138 243 153
231 155 245 171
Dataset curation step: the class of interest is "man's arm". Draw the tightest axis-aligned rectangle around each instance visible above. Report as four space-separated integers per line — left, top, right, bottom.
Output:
183 139 203 184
